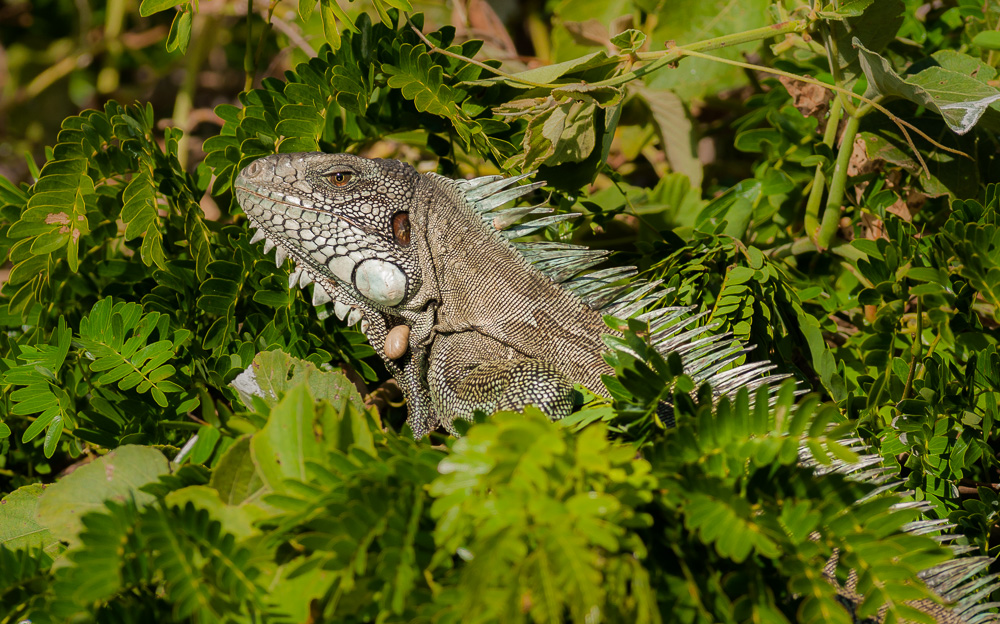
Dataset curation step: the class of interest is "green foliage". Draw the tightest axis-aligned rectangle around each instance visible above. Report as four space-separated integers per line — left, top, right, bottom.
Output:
0 358 969 622
430 411 658 623
3 0 1000 621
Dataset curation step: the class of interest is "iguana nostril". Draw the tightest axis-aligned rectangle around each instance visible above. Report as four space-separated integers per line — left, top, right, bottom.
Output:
242 160 262 178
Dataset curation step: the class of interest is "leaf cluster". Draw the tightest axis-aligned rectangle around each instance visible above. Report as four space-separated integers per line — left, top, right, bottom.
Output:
0 355 969 623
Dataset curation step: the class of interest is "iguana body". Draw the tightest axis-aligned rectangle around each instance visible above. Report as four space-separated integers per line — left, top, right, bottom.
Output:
235 152 772 437
235 153 998 623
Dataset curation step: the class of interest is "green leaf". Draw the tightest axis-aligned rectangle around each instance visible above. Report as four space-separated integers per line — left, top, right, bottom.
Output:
972 30 1000 51
298 0 316 21
0 485 60 556
855 39 1000 134
78 298 180 406
36 445 170 550
230 349 367 413
817 0 874 19
166 7 193 54
384 44 460 117
646 0 772 99
138 0 177 16
504 98 599 171
163 485 258 538
319 0 358 49
250 383 376 492
610 29 647 53
209 435 267 506
827 0 904 83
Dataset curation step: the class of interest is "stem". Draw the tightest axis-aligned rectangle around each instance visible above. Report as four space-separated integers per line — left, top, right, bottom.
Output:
815 112 861 250
243 0 255 91
592 20 810 88
174 14 217 169
818 20 856 117
97 0 126 93
900 297 922 402
420 18 809 90
408 19 553 89
666 48 969 162
804 97 843 239
767 235 866 263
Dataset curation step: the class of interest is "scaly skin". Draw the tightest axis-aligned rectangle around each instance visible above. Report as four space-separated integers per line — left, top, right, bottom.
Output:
235 153 611 437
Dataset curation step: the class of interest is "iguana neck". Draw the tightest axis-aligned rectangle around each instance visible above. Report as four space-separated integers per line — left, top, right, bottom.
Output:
418 175 612 391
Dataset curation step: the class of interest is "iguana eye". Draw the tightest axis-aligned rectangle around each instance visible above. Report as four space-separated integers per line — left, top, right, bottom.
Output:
329 171 353 186
392 212 411 247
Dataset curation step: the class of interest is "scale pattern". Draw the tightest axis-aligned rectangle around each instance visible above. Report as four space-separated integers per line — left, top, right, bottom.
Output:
235 153 999 623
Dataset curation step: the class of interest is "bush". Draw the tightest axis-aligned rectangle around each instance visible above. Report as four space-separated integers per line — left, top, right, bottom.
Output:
1 0 999 621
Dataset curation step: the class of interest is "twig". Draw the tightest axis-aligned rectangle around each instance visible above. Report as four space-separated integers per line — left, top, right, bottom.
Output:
406 16 553 89
899 297 922 402
671 47 970 164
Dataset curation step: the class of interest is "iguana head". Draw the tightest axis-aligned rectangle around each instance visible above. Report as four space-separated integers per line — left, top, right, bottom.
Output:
234 153 423 310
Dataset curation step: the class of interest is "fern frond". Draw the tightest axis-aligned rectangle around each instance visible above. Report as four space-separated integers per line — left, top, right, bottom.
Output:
1 318 74 455
383 43 462 118
604 323 986 623
257 388 443 619
142 502 266 621
54 499 147 607
429 412 660 624
77 297 181 407
120 166 166 270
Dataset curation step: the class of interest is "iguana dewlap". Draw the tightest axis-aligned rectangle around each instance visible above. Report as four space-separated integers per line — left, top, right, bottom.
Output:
234 152 775 438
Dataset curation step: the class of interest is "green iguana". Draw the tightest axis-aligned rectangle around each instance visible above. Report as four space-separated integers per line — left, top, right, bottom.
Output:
234 152 779 437
234 152 999 623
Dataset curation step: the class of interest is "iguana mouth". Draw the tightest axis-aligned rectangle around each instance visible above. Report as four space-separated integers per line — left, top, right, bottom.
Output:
235 179 368 233
242 212 368 330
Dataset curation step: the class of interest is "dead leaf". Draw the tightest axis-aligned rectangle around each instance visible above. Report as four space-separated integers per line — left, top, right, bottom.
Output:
847 136 878 177
886 188 926 222
778 75 831 122
860 210 885 241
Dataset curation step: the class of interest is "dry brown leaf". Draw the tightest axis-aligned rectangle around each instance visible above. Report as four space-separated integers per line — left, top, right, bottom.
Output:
777 75 831 122
886 188 926 222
